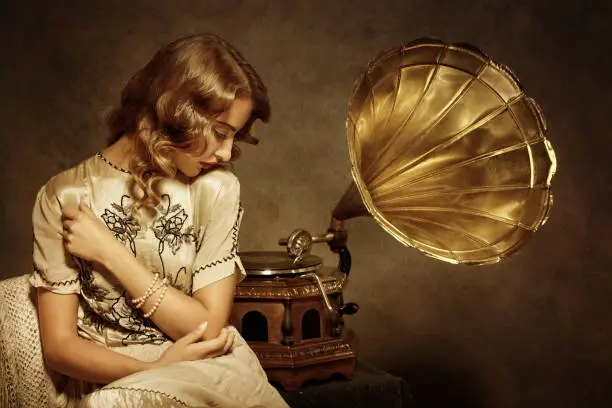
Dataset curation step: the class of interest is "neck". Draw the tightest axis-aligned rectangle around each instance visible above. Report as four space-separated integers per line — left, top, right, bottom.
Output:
102 134 136 171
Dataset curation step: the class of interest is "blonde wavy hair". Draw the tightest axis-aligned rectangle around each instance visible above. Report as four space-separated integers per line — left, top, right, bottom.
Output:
106 33 270 221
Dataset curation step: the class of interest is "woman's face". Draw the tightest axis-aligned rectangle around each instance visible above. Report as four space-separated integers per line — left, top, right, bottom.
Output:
170 97 253 178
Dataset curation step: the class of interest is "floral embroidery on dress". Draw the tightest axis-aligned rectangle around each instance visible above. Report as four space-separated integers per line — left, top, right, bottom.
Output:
81 305 109 333
78 255 166 345
79 259 111 301
153 194 197 256
101 195 141 256
169 266 190 294
108 296 165 345
80 192 197 344
82 297 166 346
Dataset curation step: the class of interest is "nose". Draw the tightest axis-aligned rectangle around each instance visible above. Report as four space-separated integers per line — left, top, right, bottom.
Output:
214 139 233 163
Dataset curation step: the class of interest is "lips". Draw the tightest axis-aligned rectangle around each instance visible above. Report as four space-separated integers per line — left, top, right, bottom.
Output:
198 163 218 174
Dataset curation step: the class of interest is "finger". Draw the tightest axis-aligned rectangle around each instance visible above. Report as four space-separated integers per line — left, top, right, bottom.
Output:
62 219 75 232
62 204 80 220
207 348 226 359
61 221 73 240
79 201 94 215
221 328 234 355
176 322 208 345
207 330 233 359
196 328 228 357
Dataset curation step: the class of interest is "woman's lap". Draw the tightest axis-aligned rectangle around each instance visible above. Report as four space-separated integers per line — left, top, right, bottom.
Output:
81 328 288 408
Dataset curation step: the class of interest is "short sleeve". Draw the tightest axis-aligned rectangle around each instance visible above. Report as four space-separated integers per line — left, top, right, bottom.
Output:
191 171 246 293
29 184 81 294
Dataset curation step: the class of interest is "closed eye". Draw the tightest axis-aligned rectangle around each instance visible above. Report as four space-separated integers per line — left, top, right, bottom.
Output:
213 129 229 140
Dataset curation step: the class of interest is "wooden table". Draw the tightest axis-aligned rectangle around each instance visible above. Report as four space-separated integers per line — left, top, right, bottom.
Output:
278 362 413 408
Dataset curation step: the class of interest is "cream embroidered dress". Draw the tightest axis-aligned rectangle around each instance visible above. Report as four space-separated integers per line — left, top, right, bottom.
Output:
28 153 289 408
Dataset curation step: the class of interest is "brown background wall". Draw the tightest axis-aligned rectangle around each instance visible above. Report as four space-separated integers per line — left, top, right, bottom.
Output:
1 1 611 407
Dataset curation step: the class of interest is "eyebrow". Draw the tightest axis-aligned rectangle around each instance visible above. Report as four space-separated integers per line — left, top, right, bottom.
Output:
217 121 237 132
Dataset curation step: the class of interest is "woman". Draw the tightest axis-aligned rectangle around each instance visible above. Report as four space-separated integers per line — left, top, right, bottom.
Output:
29 33 290 407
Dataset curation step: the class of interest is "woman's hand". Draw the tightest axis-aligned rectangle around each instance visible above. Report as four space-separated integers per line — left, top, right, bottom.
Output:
61 201 123 264
154 322 235 369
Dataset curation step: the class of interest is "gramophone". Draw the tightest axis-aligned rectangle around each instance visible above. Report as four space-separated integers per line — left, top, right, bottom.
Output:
230 39 557 390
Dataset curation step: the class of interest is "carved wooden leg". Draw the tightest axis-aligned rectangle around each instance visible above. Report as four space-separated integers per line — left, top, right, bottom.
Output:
281 300 294 346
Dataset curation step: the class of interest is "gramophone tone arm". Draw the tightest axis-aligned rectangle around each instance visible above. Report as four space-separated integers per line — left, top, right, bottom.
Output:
311 232 335 243
278 232 334 246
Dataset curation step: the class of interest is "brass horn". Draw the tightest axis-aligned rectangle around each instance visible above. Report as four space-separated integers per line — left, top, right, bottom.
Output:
332 38 557 265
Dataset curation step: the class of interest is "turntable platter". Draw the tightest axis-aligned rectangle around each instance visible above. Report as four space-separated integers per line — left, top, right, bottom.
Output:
238 251 322 276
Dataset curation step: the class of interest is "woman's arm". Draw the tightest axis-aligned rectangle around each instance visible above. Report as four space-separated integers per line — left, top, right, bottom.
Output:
37 288 152 384
192 270 237 341
101 242 237 341
62 202 237 341
37 288 233 383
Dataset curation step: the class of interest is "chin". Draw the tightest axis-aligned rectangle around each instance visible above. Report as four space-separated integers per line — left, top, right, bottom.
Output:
199 164 220 174
177 167 201 179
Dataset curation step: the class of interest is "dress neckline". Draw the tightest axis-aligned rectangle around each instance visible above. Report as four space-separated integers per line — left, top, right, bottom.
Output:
96 152 131 174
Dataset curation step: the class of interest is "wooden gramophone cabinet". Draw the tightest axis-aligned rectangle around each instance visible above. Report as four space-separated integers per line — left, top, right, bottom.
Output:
230 244 358 391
